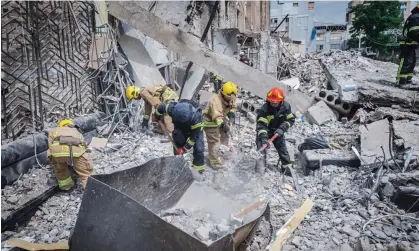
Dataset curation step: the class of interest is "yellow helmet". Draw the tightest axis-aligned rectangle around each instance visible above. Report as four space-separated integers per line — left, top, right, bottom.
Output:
59 119 73 127
126 86 141 100
221 81 238 96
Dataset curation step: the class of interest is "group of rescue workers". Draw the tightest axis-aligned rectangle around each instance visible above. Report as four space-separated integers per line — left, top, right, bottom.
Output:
47 79 295 191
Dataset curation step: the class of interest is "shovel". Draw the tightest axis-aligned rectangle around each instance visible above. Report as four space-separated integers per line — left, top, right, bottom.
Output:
59 136 82 169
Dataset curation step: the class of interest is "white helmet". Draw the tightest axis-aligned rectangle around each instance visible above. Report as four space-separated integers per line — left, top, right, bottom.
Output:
240 51 245 56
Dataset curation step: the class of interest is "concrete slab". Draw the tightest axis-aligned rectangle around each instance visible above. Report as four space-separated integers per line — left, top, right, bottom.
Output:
180 67 206 99
108 1 312 113
321 55 419 104
280 77 300 90
359 119 391 164
392 120 419 162
300 149 360 171
118 34 166 87
121 22 170 65
305 100 337 126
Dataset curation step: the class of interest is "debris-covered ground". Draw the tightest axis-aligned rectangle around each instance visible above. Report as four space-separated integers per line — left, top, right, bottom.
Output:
2 50 419 251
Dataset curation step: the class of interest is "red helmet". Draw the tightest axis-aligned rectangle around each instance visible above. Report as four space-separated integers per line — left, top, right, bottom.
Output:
266 87 285 102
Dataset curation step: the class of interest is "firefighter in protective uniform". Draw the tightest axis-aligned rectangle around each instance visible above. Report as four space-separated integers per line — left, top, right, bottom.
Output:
397 4 419 87
48 119 93 190
203 81 237 169
256 87 295 171
126 85 178 133
156 100 206 173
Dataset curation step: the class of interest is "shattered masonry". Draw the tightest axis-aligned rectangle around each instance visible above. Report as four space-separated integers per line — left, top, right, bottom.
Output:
2 1 419 251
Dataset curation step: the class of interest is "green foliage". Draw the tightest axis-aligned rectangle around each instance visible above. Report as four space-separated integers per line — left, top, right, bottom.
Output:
349 1 403 54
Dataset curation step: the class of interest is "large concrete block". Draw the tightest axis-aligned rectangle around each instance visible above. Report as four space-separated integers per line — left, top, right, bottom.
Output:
359 119 390 164
392 120 419 162
305 100 337 126
300 149 360 172
118 35 166 87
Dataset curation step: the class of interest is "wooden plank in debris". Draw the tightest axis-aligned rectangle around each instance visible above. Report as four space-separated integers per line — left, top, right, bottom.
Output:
266 199 315 251
108 1 313 113
235 198 266 218
6 238 69 251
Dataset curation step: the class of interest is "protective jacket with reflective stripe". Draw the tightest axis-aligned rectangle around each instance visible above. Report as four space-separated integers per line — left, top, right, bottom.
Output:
256 101 295 139
140 85 178 120
48 127 87 158
402 8 419 44
157 100 203 148
203 92 237 128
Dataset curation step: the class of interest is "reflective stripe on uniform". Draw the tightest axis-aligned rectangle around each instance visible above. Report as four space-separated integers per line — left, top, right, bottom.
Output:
257 117 269 125
216 119 224 126
284 121 291 129
257 130 267 136
286 113 294 119
203 121 219 127
400 41 418 45
58 176 74 188
191 122 203 130
144 115 150 120
192 164 206 171
267 115 274 123
209 157 222 165
409 26 419 32
155 108 163 116
186 138 195 147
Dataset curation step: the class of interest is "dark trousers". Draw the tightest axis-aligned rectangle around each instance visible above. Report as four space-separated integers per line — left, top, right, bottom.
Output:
172 128 205 166
256 133 291 166
397 45 417 85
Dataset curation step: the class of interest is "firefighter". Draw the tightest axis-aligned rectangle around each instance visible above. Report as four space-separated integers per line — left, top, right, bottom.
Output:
397 4 419 87
48 119 93 191
256 87 295 172
156 100 205 173
203 81 237 169
239 51 250 65
126 85 178 134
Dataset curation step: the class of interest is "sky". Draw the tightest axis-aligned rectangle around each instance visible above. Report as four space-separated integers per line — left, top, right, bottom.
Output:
312 1 350 24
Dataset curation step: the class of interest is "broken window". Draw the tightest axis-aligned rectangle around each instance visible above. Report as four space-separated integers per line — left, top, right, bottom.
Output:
293 3 298 7
316 44 324 51
330 32 342 40
316 34 324 41
308 2 314 10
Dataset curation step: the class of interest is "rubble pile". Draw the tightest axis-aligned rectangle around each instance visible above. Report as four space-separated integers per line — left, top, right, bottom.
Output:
285 53 328 94
1 168 54 218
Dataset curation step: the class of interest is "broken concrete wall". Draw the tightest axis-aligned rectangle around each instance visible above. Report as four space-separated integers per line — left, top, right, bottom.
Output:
109 2 312 113
259 32 279 78
212 28 239 56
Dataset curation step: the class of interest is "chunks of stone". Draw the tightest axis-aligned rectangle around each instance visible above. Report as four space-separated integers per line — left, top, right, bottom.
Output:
305 100 337 126
194 226 210 241
359 119 390 164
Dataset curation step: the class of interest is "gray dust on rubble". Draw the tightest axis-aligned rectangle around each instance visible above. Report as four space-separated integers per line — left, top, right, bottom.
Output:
2 167 55 218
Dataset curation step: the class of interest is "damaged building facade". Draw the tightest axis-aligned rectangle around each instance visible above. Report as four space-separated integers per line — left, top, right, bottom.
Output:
2 1 419 251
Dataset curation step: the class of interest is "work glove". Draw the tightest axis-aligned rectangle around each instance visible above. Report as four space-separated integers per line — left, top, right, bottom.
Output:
221 122 231 136
176 147 185 155
275 128 285 137
227 112 236 125
141 118 149 129
257 135 269 151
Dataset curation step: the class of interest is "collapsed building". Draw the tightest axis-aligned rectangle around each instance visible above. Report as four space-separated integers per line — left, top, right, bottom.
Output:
1 1 419 251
